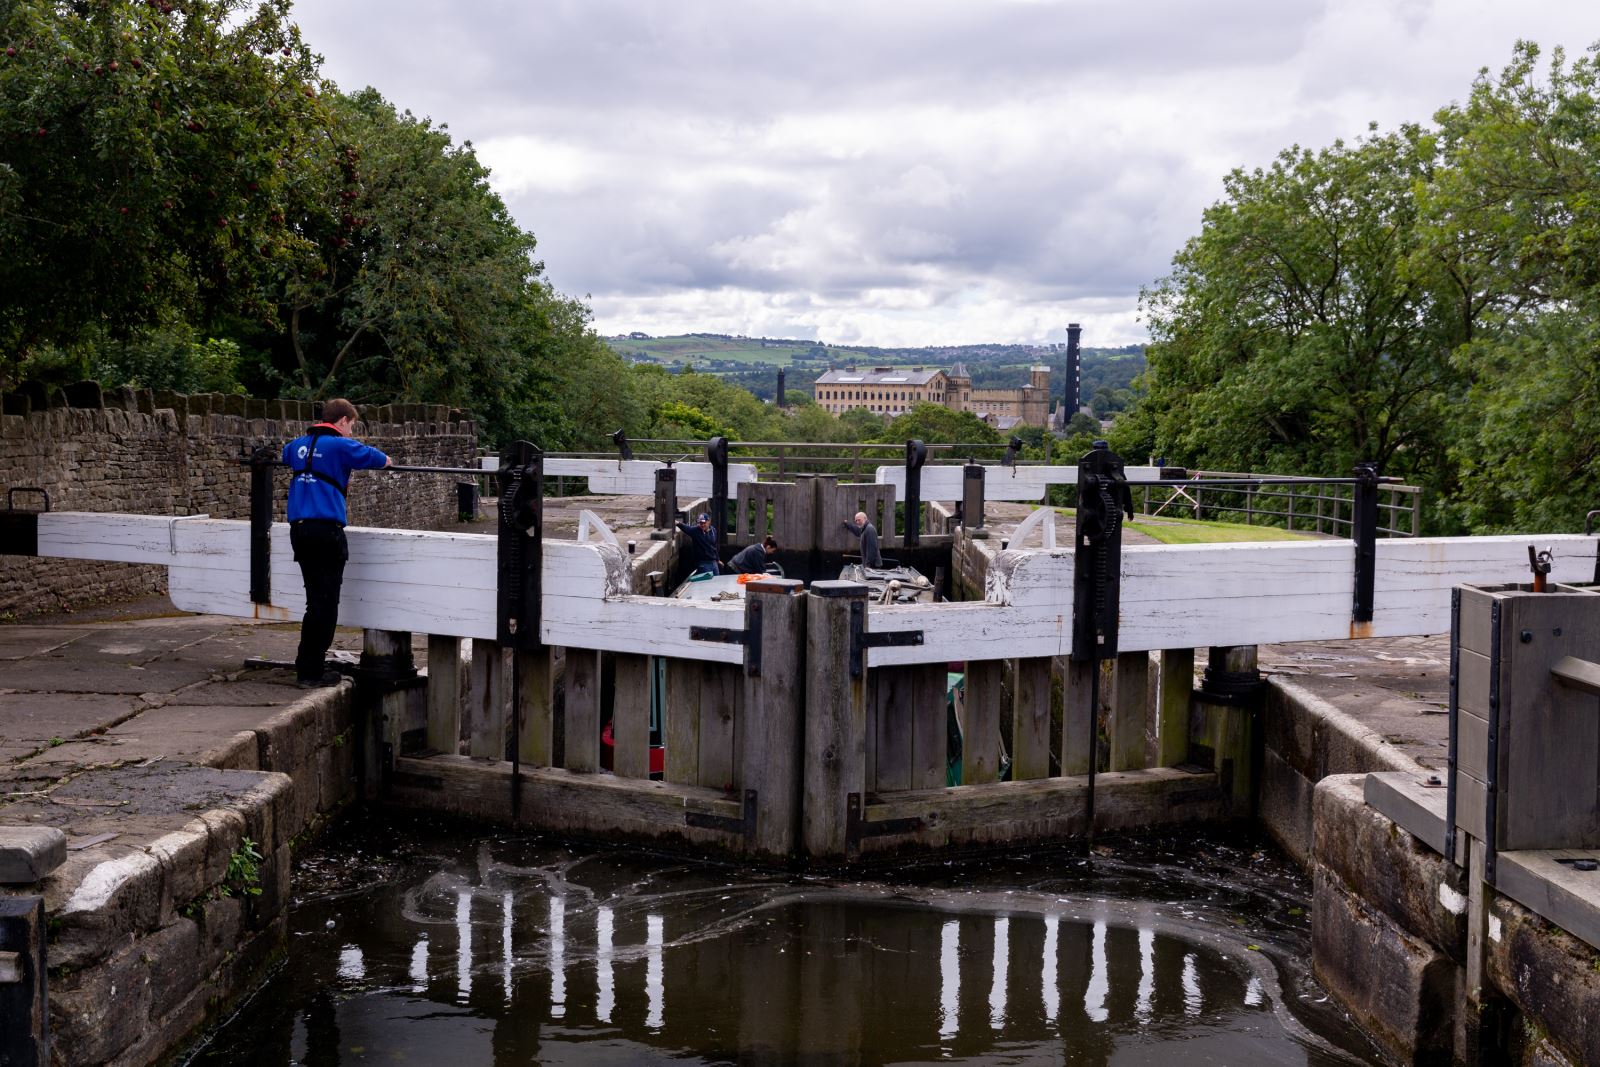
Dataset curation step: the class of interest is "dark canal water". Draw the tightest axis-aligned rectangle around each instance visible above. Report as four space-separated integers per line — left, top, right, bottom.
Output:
183 814 1384 1065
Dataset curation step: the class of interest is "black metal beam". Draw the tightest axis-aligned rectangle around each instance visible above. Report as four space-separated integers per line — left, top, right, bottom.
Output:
690 597 763 675
848 600 923 678
1351 462 1380 623
903 439 926 546
496 441 543 649
248 446 275 605
707 436 729 538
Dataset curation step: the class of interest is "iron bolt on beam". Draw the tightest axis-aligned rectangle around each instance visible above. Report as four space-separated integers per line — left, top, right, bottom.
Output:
690 598 764 675
847 600 922 678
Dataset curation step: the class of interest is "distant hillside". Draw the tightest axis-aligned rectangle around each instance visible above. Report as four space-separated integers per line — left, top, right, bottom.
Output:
601 333 1145 415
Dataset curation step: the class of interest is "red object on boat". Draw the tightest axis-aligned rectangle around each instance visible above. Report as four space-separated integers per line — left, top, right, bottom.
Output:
600 720 665 775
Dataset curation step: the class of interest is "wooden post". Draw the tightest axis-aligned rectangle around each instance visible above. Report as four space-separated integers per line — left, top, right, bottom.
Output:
1012 657 1052 780
515 645 555 767
804 581 868 860
362 628 413 783
611 652 652 779
564 649 602 773
665 660 701 786
1058 656 1095 775
696 664 740 791
1286 485 1297 532
426 634 462 756
1156 648 1194 767
962 659 1003 783
467 638 506 759
0 896 48 1065
1203 645 1257 807
740 579 807 858
1109 651 1149 771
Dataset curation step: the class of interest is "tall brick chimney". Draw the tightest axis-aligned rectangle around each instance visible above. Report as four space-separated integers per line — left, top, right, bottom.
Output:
1063 323 1082 421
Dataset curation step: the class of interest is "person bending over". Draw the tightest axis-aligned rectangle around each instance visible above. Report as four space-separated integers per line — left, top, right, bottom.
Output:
730 535 778 574
675 511 722 576
282 398 391 687
842 511 883 568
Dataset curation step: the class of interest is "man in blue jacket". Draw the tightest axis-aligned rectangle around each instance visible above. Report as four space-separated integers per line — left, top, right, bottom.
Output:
675 511 721 576
281 398 391 686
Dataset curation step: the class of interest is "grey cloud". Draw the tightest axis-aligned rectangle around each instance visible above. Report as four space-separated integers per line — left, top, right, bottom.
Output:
286 0 1599 344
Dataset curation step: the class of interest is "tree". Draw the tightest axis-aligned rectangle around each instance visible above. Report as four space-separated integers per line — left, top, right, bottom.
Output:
1138 128 1469 494
0 0 324 379
878 403 1001 445
264 88 541 410
1066 412 1102 437
1419 42 1600 532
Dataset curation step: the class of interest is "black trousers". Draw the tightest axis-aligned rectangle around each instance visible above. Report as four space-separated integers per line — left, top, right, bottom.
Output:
290 519 348 679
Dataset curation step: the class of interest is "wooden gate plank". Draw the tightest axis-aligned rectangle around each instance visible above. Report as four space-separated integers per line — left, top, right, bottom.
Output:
611 652 652 779
962 659 1003 784
1012 657 1052 780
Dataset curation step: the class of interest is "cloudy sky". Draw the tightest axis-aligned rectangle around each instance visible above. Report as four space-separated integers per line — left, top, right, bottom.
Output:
286 1 1596 348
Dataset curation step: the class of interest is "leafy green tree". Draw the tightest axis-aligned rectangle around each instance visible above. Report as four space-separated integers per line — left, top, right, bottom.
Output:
1420 42 1600 531
265 88 540 410
0 0 324 380
91 327 244 393
1066 412 1102 437
1138 128 1468 495
878 403 1001 445
839 406 886 440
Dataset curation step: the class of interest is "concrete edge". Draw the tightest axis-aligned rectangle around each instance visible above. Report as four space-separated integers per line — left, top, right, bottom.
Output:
1267 675 1427 776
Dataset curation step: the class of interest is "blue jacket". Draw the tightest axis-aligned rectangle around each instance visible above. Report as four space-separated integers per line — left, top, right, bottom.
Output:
282 426 389 524
675 520 720 567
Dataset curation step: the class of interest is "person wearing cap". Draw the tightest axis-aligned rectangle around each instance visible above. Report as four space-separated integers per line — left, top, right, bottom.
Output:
730 535 778 574
842 511 883 568
281 398 391 686
675 511 722 576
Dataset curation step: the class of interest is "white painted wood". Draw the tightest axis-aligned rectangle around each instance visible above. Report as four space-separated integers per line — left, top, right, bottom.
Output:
544 459 757 496
33 513 1600 664
38 513 740 658
865 600 1064 667
874 465 1164 502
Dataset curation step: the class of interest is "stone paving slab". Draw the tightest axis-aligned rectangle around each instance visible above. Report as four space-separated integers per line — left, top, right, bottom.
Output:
0 692 142 748
0 626 91 660
1259 634 1450 770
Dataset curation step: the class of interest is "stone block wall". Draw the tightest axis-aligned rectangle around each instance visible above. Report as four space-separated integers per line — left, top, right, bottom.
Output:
0 383 479 618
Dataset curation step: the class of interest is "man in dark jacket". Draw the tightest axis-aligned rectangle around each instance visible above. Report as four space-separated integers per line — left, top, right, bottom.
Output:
675 512 721 576
281 398 390 686
842 511 883 567
729 536 778 574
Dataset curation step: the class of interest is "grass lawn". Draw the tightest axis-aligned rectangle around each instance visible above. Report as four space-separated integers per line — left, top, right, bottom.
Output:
604 336 819 366
1055 509 1316 545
